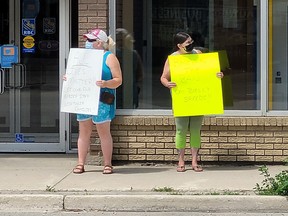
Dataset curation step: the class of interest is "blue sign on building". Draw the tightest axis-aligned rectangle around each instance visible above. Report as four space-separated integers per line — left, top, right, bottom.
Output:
22 18 36 36
0 45 18 68
15 133 24 143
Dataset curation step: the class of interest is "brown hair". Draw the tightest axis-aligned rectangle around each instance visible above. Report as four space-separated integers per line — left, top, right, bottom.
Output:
172 32 191 52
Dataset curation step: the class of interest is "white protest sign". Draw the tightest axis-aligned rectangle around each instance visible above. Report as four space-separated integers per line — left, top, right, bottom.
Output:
61 48 104 115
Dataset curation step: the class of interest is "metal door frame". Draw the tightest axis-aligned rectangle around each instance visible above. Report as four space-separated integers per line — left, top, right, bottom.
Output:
61 0 73 153
0 0 68 152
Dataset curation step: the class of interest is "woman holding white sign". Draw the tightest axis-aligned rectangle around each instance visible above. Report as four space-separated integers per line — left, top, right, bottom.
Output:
70 29 122 174
160 32 223 172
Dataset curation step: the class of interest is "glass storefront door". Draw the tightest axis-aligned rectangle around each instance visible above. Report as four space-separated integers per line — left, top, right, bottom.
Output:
0 0 65 152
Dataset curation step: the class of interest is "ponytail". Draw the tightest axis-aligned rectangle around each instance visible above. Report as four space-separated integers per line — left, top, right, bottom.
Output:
103 35 116 51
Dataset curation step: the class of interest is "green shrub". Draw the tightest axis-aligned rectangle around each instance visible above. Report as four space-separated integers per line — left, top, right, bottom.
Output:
254 165 288 196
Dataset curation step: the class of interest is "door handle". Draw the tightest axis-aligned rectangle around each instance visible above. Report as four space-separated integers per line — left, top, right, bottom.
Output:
0 68 4 94
20 64 26 89
4 68 13 89
14 63 26 89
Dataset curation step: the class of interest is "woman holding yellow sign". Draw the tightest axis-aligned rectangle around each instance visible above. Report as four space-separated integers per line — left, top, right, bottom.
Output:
160 32 223 172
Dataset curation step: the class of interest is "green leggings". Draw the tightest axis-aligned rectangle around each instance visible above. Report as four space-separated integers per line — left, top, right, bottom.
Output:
175 116 204 149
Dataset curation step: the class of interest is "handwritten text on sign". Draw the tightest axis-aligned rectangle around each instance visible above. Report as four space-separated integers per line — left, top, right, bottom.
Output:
61 48 104 115
169 52 223 117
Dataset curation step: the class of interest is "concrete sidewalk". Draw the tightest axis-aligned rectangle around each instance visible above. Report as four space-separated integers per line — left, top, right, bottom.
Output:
0 154 287 213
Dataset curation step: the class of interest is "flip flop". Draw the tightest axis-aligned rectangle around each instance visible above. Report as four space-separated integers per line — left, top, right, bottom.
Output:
103 165 113 174
176 165 186 172
192 165 203 172
73 164 85 174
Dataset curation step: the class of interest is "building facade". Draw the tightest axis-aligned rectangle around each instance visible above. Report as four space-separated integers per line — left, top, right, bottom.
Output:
0 0 288 163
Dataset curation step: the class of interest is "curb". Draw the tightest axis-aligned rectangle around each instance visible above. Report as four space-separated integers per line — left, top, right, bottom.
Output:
0 194 288 213
0 194 63 212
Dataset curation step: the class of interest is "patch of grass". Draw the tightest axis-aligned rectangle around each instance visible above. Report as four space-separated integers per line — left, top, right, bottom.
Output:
152 186 175 192
152 186 183 195
46 185 56 192
209 191 220 195
222 190 240 195
254 165 288 196
201 190 245 195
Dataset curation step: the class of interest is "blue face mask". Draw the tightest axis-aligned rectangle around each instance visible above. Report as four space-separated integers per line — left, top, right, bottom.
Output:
85 41 94 49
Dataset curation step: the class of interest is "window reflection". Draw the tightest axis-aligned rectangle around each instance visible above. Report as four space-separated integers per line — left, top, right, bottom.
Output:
116 0 260 110
269 0 288 110
116 28 143 109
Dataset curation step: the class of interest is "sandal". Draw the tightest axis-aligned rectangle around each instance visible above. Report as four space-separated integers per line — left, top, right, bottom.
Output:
73 164 85 174
176 165 186 172
192 165 203 172
103 165 113 174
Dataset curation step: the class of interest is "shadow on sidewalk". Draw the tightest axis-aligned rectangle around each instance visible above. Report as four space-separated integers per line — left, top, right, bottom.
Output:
113 167 170 174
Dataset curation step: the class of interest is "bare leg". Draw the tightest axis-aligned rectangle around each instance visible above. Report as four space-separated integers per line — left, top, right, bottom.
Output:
177 148 186 172
77 120 93 165
191 148 203 172
73 120 93 174
96 122 113 168
178 149 185 165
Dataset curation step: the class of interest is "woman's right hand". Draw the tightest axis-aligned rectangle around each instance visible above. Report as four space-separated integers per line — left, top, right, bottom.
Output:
63 74 67 81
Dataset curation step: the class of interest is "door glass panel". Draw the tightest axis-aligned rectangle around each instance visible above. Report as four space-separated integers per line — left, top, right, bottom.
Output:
0 0 10 134
20 0 59 137
0 0 60 144
269 0 288 110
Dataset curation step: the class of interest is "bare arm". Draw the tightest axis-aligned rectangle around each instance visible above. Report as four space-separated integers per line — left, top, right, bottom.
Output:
96 53 122 89
160 58 176 89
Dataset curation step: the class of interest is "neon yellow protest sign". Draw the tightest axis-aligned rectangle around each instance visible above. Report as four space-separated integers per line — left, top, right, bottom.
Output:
169 52 223 117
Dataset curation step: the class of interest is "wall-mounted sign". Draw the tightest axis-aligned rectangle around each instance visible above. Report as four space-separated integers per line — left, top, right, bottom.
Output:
43 18 56 34
22 0 40 18
0 45 19 68
15 133 24 143
38 40 59 51
22 36 35 53
15 133 35 143
22 18 36 36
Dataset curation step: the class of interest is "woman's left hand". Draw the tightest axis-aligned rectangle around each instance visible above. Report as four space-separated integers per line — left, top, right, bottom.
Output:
216 72 224 78
96 80 106 87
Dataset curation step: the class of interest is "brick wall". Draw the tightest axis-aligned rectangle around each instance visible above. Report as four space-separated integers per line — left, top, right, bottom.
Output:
90 116 288 164
78 0 109 47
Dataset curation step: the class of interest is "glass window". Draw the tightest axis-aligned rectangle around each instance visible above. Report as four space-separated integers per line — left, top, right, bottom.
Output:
116 0 260 110
269 0 288 110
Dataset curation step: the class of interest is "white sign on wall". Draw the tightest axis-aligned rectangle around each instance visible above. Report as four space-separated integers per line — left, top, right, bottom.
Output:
61 48 104 115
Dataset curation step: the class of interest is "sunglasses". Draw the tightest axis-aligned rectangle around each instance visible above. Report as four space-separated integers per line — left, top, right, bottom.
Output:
87 38 97 42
